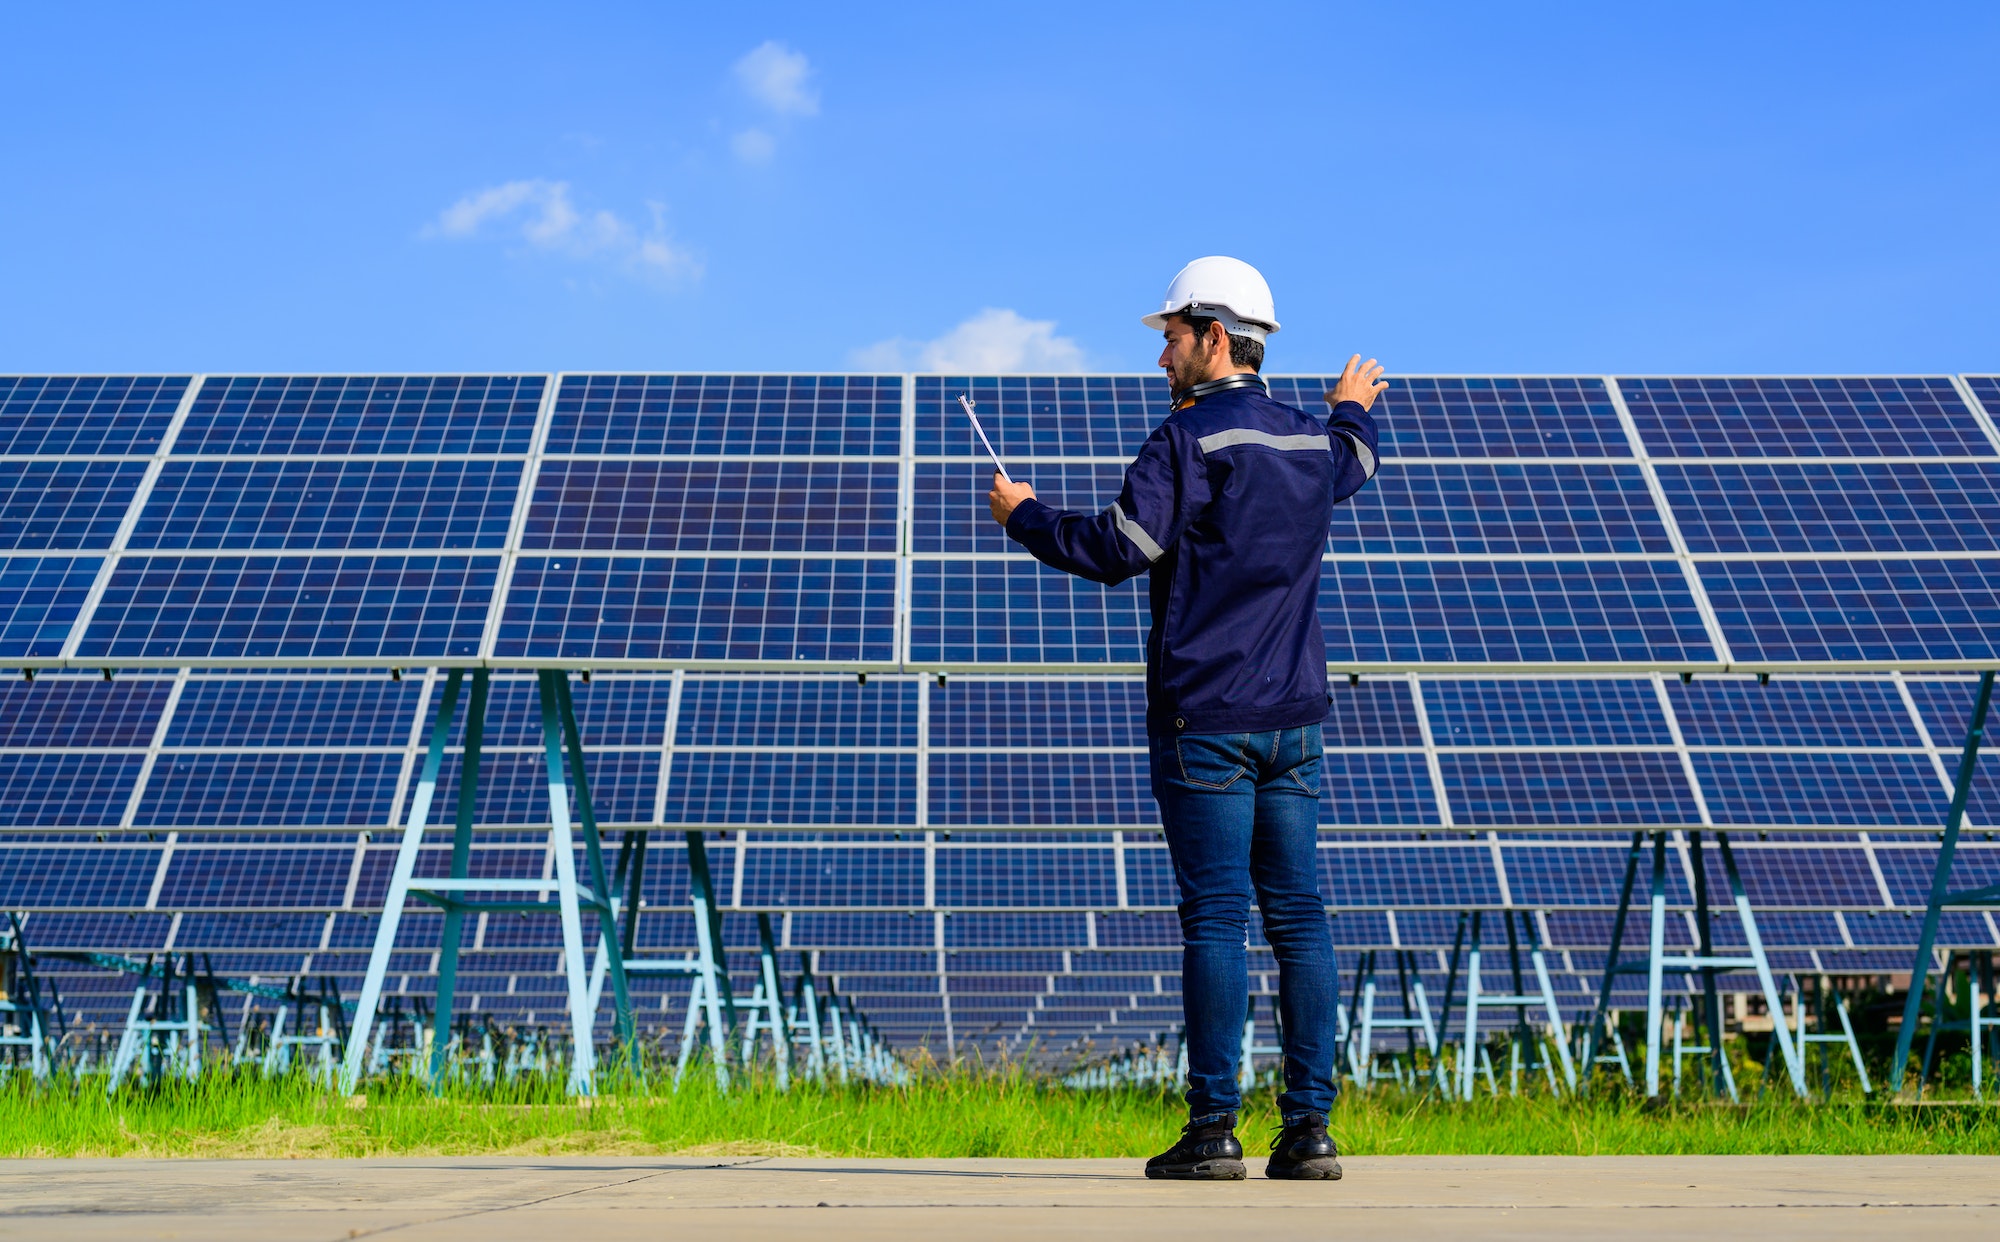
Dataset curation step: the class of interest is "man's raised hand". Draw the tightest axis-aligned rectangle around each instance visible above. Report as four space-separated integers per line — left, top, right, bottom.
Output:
1326 354 1388 412
989 471 1035 525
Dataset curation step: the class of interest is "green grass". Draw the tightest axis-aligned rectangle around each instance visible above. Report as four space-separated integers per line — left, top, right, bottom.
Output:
4 1068 1996 1159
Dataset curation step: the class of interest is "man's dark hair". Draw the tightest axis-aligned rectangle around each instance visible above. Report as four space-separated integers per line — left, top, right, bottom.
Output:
1179 314 1264 372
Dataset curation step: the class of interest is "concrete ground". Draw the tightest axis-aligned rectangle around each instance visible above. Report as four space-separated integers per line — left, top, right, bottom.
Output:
3 1155 1996 1240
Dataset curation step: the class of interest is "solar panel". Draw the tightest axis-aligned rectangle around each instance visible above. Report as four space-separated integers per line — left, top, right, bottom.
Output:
549 374 900 455
910 562 1147 666
177 375 544 455
930 754 1153 825
165 677 423 747
130 460 521 550
1333 463 1672 554
677 677 916 747
494 556 897 665
663 753 916 825
1317 754 1441 824
0 843 158 907
1439 752 1698 825
0 461 148 550
1660 461 2000 553
0 556 101 659
426 752 661 824
135 753 404 828
74 555 495 662
1422 679 1672 746
742 846 926 908
1701 558 2000 664
1666 678 1920 747
1320 844 1501 907
1504 845 1648 906
932 680 1148 748
0 376 191 455
1321 561 1715 665
1617 377 1993 457
915 375 1163 459
0 677 167 746
156 845 355 908
915 462 1126 554
0 754 142 826
1270 376 1628 458
526 460 898 553
936 847 1117 907
1690 753 1951 826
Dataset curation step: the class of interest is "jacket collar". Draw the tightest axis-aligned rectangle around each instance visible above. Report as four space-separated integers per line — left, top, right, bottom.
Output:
1171 371 1267 411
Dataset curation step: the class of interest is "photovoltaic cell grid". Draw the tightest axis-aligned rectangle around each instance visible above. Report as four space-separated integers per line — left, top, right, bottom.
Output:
0 376 190 455
7 371 2000 1045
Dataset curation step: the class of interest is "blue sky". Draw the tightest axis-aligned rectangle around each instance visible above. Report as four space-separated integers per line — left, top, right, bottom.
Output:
3 3 1996 375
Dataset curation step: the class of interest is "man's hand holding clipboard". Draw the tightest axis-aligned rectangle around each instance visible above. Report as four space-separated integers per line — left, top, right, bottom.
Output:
965 393 1037 524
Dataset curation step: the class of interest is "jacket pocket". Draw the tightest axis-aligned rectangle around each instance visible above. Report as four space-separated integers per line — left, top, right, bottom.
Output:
1176 734 1249 790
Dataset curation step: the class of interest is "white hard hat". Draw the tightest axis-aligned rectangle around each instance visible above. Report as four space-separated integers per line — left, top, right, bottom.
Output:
1141 256 1280 341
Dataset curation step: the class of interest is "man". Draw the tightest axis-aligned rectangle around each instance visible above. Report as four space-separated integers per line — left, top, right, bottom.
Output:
987 256 1384 1181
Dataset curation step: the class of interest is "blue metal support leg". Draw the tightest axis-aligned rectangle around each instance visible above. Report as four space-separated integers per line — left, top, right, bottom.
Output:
429 669 487 1086
554 672 637 1075
1891 669 1996 1095
342 670 463 1096
534 671 599 1095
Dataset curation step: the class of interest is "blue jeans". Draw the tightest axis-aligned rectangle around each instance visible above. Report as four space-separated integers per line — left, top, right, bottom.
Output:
1150 725 1337 1123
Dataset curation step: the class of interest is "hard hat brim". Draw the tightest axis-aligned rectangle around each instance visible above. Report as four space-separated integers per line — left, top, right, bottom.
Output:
1141 303 1278 338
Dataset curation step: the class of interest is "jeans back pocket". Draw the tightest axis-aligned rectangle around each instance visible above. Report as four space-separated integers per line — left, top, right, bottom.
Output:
1175 733 1250 790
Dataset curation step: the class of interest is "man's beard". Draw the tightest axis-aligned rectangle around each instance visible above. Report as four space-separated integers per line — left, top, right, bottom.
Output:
1168 348 1214 399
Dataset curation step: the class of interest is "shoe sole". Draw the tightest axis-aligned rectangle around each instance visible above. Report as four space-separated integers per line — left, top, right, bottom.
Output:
1264 1159 1343 1180
1145 1159 1247 1181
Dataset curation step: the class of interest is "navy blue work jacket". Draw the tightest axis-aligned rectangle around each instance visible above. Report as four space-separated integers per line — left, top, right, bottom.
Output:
1004 381 1380 737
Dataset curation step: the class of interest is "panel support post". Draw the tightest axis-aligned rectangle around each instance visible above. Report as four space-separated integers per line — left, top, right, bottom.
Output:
534 670 598 1095
1687 831 1728 1098
1634 828 1800 1099
429 669 488 1086
1717 831 1801 1097
1891 668 1996 1095
671 831 734 1089
1644 831 1669 1098
555 671 636 1076
342 670 464 1096
1582 831 1645 1088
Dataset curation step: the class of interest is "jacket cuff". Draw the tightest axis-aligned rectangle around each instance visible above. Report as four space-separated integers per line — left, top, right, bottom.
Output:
1004 496 1050 540
1329 399 1367 417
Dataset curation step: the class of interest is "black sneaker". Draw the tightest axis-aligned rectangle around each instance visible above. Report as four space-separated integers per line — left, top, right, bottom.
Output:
1144 1115 1246 1181
1265 1114 1342 1180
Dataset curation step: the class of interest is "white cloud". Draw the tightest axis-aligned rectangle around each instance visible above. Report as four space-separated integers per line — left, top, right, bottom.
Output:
734 41 817 116
426 180 699 282
433 180 543 237
852 309 1091 373
731 128 776 164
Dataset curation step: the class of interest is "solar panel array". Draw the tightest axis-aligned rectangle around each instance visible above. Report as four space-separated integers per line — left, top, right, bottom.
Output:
4 372 1999 1061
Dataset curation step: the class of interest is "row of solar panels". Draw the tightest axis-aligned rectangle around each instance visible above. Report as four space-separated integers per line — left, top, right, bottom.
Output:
3 373 1998 672
5 555 1998 669
7 835 1989 914
0 672 1992 831
5 373 1998 457
4 672 1984 748
15 904 1973 1037
8 460 2000 555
